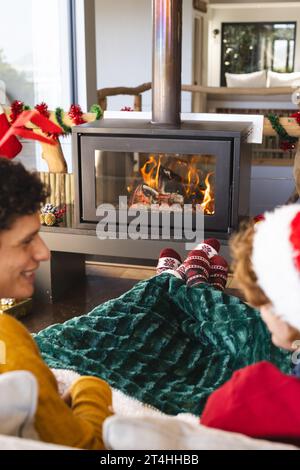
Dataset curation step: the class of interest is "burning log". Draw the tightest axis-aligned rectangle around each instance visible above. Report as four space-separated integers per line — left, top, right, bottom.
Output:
157 192 184 206
131 152 215 214
159 166 184 196
130 183 184 207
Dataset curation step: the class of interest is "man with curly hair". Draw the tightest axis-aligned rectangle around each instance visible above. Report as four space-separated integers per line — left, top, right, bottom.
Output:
0 158 112 449
0 158 50 298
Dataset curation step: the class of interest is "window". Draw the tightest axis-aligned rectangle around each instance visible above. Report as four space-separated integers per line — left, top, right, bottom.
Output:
221 22 296 86
0 0 73 108
0 0 74 171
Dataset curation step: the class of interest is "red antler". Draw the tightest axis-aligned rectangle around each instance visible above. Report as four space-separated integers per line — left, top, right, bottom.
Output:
0 109 63 159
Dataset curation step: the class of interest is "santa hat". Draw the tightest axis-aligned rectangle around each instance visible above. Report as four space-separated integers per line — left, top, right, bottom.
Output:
252 204 300 331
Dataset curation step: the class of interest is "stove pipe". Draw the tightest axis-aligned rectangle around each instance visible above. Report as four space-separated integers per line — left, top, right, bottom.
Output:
152 0 182 127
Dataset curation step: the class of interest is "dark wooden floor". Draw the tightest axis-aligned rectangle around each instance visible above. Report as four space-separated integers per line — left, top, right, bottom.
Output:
22 264 156 333
21 263 243 333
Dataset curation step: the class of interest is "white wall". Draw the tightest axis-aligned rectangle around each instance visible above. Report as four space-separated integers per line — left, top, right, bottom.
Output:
250 165 294 216
207 2 300 85
95 0 194 112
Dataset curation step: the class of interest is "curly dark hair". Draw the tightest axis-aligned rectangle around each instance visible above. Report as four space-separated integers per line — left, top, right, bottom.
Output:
0 158 49 230
230 220 270 307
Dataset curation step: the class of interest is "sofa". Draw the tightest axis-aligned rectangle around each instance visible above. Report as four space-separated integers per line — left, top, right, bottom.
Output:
207 70 300 113
0 369 297 450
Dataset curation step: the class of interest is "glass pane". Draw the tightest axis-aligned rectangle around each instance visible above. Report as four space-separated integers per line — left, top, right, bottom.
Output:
95 151 216 215
0 0 72 108
221 22 296 85
0 0 73 171
273 40 288 70
289 40 295 71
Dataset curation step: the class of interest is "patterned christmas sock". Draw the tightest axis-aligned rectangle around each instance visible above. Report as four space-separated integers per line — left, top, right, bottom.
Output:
156 248 182 275
175 263 186 282
194 238 220 259
209 255 229 291
184 250 211 287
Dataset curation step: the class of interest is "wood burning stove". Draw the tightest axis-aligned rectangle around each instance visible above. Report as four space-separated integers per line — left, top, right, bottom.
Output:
73 118 252 238
36 0 255 302
72 0 252 254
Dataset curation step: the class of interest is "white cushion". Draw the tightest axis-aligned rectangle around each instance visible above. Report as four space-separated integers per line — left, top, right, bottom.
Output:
0 369 78 450
103 415 298 451
267 70 300 87
225 70 267 88
0 371 38 440
52 369 299 451
0 435 74 450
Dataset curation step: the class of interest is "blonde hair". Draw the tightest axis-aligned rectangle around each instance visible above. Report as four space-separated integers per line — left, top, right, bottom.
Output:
230 221 270 307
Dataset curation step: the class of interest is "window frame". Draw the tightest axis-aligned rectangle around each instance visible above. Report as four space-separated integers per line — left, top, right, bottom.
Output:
220 21 297 86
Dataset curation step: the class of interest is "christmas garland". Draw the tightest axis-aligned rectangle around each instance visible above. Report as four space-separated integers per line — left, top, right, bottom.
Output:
291 111 300 126
9 100 103 136
89 103 103 120
10 100 26 123
69 104 85 125
10 102 299 150
267 113 298 152
55 107 72 134
35 102 50 118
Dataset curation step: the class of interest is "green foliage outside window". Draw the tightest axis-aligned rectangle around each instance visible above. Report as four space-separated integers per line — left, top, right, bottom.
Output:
0 49 34 105
221 22 296 85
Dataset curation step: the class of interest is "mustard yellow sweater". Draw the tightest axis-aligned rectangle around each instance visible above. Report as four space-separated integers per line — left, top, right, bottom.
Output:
0 314 112 449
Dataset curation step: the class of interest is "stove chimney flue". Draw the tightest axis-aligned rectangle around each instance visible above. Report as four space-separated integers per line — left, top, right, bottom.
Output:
152 0 182 127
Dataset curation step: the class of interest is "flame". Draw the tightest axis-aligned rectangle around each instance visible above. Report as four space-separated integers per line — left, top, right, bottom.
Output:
186 159 200 198
140 155 161 190
138 154 215 215
200 172 214 215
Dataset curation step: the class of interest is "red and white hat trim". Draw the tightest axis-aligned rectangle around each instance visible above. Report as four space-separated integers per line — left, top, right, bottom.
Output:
252 204 300 331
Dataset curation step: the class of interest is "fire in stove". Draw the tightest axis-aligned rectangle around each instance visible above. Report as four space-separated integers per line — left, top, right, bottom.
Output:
128 153 215 215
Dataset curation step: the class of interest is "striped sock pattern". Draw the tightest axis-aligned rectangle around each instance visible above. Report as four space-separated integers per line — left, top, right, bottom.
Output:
175 263 186 281
209 255 229 291
184 250 211 287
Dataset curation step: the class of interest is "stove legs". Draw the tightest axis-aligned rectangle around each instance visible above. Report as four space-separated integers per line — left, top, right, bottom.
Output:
34 252 85 303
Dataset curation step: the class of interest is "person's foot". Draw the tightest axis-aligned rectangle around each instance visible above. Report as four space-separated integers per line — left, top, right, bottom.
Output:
156 248 182 275
193 238 220 259
176 239 220 282
185 250 211 287
209 255 229 291
175 263 186 281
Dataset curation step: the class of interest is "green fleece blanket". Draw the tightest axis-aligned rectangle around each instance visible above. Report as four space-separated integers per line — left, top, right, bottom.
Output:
35 274 290 416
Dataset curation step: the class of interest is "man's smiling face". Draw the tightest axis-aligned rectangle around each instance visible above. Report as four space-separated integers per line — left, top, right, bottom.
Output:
0 212 49 299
